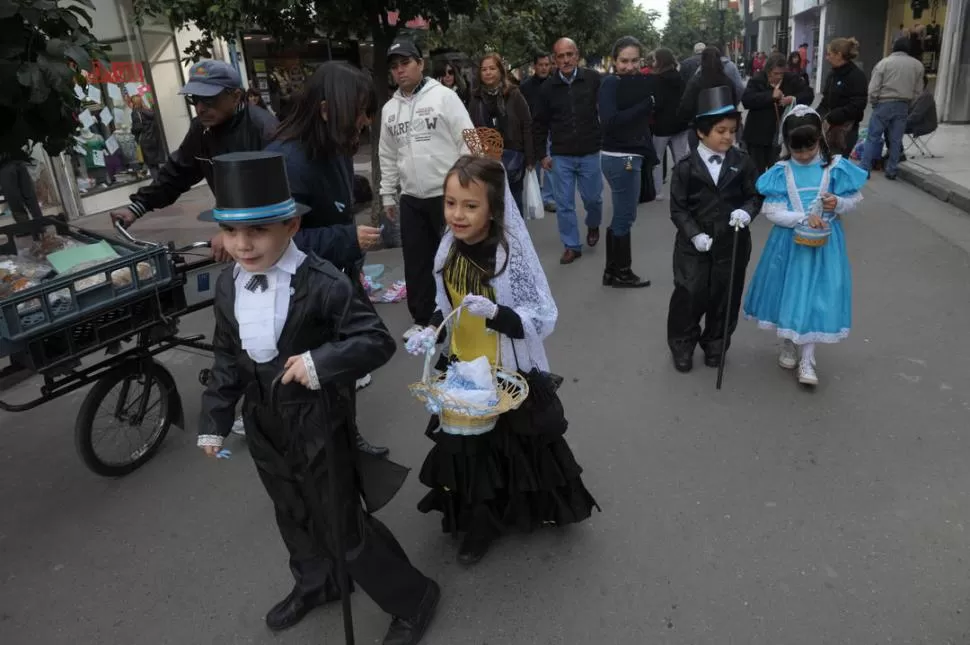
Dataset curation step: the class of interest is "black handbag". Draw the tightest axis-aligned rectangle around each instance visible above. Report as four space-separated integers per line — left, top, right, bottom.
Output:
507 341 567 436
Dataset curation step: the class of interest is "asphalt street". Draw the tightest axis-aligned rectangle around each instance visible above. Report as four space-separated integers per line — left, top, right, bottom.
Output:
2 173 970 645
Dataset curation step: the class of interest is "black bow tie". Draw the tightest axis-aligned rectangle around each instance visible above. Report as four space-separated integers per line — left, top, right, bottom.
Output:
245 274 268 293
708 154 723 165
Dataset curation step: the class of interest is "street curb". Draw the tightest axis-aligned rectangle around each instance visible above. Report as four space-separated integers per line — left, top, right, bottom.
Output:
898 161 970 215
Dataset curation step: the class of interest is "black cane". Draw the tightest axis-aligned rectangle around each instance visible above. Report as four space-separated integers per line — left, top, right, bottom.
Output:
271 376 355 645
716 222 741 391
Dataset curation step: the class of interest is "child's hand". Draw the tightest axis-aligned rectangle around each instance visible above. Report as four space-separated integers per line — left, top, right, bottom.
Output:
202 445 221 458
282 355 311 388
820 193 838 211
807 214 827 229
462 294 499 319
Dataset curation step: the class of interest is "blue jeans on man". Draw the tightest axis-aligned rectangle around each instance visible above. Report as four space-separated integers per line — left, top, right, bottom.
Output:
551 153 603 251
862 100 909 178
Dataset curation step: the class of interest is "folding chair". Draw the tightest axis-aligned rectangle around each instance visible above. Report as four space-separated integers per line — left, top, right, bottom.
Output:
905 131 938 158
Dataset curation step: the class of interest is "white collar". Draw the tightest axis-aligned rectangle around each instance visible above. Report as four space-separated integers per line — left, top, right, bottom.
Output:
234 240 306 278
697 142 726 161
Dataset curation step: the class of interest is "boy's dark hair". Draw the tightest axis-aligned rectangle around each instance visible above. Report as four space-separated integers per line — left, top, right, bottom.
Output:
534 52 550 64
781 112 832 166
441 155 511 279
274 61 377 158
695 112 740 136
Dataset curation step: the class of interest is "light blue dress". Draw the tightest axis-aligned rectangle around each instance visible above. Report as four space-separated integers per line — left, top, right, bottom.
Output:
743 155 868 344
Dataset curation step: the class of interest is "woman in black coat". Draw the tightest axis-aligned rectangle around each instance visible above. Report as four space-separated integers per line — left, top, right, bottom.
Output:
741 53 815 174
129 95 163 180
678 48 740 146
817 37 868 156
650 47 690 200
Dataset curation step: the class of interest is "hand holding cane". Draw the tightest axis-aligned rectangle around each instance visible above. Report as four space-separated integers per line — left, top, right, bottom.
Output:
716 221 741 391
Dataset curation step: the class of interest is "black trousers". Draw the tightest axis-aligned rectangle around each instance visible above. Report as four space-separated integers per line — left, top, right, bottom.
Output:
244 376 430 619
747 144 780 176
667 229 752 358
0 161 43 223
400 194 445 326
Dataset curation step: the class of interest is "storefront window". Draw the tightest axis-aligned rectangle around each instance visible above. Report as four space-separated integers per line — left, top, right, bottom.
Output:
886 0 947 72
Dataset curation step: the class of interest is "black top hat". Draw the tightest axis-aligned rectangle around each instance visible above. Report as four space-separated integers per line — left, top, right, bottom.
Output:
696 85 739 119
199 151 310 224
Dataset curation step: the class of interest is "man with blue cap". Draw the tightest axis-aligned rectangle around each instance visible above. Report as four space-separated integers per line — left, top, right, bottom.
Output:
109 60 278 236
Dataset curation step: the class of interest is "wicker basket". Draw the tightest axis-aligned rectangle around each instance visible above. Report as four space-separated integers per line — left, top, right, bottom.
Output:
793 222 831 247
409 305 529 436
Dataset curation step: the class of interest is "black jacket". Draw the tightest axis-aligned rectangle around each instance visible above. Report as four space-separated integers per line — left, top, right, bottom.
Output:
741 71 815 147
678 73 741 126
532 68 602 158
519 74 549 119
651 69 689 136
679 54 702 84
599 73 658 163
130 108 163 165
128 104 278 216
817 62 868 127
669 146 763 244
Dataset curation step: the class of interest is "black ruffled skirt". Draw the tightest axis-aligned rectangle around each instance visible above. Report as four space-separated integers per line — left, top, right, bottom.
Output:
417 392 599 536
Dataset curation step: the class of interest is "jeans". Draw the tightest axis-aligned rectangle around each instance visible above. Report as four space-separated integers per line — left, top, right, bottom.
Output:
652 132 689 197
601 154 641 236
539 167 556 205
551 153 603 251
862 101 909 176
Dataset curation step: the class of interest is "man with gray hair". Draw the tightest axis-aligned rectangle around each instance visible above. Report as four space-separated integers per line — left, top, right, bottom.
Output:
679 43 705 83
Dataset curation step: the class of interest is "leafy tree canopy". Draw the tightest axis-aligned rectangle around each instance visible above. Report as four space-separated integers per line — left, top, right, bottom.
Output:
662 0 743 60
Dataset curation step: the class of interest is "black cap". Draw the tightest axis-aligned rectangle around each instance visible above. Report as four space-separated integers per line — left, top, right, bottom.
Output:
199 151 310 224
387 39 422 62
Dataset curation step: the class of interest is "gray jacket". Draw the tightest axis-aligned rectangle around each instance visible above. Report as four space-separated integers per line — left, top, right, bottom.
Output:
869 52 924 105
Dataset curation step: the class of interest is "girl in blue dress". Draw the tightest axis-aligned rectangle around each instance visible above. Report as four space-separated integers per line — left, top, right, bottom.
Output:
743 105 868 386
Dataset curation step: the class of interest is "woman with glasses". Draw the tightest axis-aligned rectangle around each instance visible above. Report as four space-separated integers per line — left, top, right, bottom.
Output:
433 60 469 105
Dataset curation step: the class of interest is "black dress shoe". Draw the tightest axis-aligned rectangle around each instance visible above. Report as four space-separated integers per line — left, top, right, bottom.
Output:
672 353 693 373
382 579 441 645
457 530 494 566
587 227 600 247
356 431 390 458
704 354 721 368
265 586 339 632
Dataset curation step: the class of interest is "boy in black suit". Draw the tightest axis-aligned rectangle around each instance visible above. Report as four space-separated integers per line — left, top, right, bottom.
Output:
667 86 764 373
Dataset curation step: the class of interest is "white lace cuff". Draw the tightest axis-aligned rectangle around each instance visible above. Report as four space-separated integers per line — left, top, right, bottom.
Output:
833 192 863 215
197 434 224 448
301 351 321 391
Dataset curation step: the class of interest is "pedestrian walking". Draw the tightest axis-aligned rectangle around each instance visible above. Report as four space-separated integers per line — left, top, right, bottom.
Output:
667 86 762 374
741 53 815 174
532 37 604 265
0 152 43 223
743 106 868 387
434 60 470 106
599 36 656 289
129 95 163 181
405 155 598 566
197 151 440 644
678 48 741 149
817 38 868 157
468 53 535 212
860 37 925 180
650 47 691 201
378 38 474 341
519 52 557 213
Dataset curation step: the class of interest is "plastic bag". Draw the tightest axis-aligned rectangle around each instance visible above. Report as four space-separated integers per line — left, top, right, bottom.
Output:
522 168 544 220
442 356 499 411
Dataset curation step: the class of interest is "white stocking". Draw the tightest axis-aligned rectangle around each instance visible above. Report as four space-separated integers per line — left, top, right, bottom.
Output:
800 343 816 364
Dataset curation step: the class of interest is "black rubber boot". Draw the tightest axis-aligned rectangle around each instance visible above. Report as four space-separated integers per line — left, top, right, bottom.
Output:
602 228 617 286
608 232 650 288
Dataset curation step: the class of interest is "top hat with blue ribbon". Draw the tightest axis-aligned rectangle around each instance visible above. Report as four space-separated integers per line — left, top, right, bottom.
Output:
199 151 310 224
695 85 739 119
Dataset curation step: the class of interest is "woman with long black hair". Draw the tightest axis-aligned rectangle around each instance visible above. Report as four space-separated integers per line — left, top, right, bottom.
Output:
265 60 389 458
677 47 741 146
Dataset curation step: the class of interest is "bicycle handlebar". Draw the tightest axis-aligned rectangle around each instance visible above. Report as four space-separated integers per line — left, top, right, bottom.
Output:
113 220 212 255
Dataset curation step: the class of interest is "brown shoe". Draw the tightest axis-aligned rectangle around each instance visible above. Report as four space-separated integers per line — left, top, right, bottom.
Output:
587 227 600 247
560 249 582 264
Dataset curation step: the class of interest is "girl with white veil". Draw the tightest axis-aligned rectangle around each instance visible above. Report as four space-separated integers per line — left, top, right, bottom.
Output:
406 155 598 566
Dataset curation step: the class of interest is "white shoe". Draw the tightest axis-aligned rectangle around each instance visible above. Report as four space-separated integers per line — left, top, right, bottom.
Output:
654 194 666 201
778 340 797 370
230 416 245 436
797 359 818 386
402 324 425 341
355 373 372 390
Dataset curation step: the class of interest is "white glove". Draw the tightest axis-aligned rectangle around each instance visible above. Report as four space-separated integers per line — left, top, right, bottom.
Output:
729 209 751 229
691 233 713 252
405 327 437 356
462 294 499 319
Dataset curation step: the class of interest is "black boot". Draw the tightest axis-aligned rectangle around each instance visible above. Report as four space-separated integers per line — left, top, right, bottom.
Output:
607 232 650 288
602 228 617 286
356 429 390 458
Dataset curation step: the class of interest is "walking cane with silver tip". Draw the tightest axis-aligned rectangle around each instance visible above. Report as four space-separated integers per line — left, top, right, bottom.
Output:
716 221 741 391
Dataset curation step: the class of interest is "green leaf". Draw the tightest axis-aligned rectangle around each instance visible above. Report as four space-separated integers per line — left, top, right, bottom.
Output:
64 44 91 70
46 38 68 57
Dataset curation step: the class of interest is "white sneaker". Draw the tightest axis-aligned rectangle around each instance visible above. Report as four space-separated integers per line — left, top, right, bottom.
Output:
797 359 818 386
654 194 666 201
402 324 425 341
230 416 245 436
778 340 797 370
355 373 372 390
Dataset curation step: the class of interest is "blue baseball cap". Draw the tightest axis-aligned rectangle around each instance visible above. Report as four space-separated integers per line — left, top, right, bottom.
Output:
179 60 243 97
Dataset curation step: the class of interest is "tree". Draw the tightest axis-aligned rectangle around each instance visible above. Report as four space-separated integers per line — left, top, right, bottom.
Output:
0 0 107 158
662 0 743 59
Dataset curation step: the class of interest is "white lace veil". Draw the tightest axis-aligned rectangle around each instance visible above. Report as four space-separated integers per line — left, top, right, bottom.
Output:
433 170 558 372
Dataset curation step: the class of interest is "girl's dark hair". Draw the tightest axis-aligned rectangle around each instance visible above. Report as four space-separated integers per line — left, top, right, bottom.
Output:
653 47 677 72
246 87 268 109
781 113 831 166
441 155 510 279
434 60 469 102
274 61 376 158
695 112 740 136
787 51 802 67
612 36 643 61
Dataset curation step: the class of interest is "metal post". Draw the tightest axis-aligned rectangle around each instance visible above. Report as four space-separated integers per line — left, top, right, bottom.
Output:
778 0 791 54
